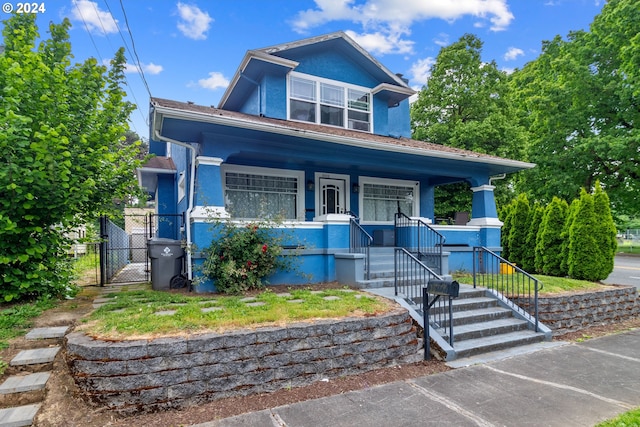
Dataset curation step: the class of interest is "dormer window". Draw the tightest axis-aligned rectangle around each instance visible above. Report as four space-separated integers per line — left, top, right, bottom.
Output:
289 72 371 132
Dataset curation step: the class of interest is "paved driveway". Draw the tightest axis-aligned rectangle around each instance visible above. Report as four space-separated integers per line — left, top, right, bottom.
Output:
603 254 640 289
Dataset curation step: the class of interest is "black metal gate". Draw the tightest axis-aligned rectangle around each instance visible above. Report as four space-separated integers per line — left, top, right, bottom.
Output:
99 214 151 284
99 213 184 285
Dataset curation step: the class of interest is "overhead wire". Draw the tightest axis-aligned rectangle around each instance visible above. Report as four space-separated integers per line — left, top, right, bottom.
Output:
101 0 150 131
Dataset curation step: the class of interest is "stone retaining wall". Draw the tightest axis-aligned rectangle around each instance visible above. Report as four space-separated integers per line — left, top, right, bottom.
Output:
66 308 421 413
517 286 638 335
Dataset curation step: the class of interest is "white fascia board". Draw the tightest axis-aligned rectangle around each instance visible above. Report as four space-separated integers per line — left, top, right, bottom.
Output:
154 105 535 171
371 83 416 97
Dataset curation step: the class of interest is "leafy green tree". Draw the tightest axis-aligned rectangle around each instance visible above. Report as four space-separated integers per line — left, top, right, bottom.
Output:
411 33 528 218
509 0 639 215
506 194 530 267
0 15 143 301
536 197 568 276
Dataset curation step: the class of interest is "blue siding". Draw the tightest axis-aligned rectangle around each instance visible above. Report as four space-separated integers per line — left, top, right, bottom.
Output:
387 99 411 138
288 50 379 88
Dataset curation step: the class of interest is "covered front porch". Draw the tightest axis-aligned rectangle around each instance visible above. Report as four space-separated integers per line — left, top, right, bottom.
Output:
144 99 533 291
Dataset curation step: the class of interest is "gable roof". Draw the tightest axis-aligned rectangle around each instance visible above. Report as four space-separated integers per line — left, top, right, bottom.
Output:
151 97 534 175
219 31 415 110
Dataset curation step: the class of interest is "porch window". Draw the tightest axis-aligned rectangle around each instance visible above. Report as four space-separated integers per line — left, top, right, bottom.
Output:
289 72 371 132
222 166 304 220
360 178 418 222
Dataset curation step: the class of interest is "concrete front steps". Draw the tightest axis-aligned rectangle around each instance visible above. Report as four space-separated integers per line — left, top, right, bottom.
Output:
0 326 69 427
421 286 551 360
368 282 551 361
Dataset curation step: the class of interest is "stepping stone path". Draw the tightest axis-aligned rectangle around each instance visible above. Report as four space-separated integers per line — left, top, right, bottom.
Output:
0 326 70 427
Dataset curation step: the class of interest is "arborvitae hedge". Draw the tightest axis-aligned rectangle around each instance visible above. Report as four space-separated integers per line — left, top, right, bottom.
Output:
502 185 615 281
568 189 600 280
506 194 530 267
536 197 568 276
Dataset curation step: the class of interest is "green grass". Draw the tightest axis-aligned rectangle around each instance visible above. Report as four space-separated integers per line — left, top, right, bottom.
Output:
79 288 393 340
451 273 604 295
618 240 640 255
0 297 57 375
595 407 640 426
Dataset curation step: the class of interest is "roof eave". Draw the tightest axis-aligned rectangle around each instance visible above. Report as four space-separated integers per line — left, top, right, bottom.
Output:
152 103 535 172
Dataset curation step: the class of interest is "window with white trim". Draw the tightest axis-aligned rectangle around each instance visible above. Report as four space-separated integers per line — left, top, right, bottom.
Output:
222 165 304 220
289 73 371 132
360 178 418 222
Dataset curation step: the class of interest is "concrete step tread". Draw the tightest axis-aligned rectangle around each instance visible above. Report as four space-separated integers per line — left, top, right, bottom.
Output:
436 318 529 340
0 403 40 427
453 330 546 353
24 327 69 341
0 373 51 395
10 347 60 366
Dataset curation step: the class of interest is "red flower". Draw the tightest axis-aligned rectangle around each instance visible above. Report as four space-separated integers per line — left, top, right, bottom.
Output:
262 244 267 253
247 261 252 266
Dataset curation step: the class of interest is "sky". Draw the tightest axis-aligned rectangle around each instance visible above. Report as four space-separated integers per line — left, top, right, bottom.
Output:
2 0 606 139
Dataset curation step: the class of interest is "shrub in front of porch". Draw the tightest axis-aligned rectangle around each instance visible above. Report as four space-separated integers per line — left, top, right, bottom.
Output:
200 220 297 294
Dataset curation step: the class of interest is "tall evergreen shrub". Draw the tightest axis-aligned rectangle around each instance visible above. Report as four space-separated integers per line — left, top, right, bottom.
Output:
522 204 543 272
568 189 600 280
560 199 580 276
506 194 530 267
592 181 617 279
536 197 568 276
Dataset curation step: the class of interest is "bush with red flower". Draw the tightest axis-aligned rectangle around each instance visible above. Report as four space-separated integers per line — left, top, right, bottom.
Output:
201 219 298 294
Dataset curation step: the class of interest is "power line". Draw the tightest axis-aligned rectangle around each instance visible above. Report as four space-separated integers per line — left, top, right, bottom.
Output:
101 0 150 131
117 0 153 100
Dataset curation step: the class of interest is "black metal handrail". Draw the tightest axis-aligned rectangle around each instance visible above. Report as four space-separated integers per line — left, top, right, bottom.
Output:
348 215 373 280
394 212 446 275
472 246 542 332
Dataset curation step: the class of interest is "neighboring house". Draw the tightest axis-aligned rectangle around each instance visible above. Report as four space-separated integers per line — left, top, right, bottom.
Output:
138 32 534 291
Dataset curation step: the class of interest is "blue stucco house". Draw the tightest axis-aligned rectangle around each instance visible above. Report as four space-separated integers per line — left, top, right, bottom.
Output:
138 31 533 292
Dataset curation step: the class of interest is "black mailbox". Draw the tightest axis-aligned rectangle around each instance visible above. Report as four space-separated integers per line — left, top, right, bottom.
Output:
427 279 460 298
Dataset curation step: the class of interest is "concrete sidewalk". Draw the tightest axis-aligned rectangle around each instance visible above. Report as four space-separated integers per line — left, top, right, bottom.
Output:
195 329 640 427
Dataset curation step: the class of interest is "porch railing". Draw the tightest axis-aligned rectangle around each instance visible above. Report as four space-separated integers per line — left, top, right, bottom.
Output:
394 212 446 275
472 246 542 332
348 215 373 280
394 248 455 355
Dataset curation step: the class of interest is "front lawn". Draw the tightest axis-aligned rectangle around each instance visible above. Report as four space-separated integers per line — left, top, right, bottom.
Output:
452 273 607 295
77 287 394 340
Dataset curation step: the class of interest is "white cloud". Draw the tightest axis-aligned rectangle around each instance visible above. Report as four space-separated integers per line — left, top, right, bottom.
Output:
198 72 229 90
345 29 414 55
71 0 118 35
143 63 164 75
291 0 514 35
434 33 450 47
176 2 213 40
408 57 436 87
504 47 524 61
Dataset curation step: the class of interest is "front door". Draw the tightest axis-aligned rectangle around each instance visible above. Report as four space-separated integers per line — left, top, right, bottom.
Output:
319 178 346 215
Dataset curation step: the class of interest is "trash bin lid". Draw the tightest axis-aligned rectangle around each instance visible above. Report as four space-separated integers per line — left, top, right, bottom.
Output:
148 238 182 245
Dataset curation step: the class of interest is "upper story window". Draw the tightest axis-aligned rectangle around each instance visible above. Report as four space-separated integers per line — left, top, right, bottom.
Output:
289 73 371 132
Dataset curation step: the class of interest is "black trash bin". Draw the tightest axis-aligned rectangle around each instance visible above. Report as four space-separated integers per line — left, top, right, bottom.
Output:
147 238 184 291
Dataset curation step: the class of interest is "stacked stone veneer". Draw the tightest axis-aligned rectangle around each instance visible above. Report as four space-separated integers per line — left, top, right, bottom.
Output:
66 308 421 413
515 286 638 335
